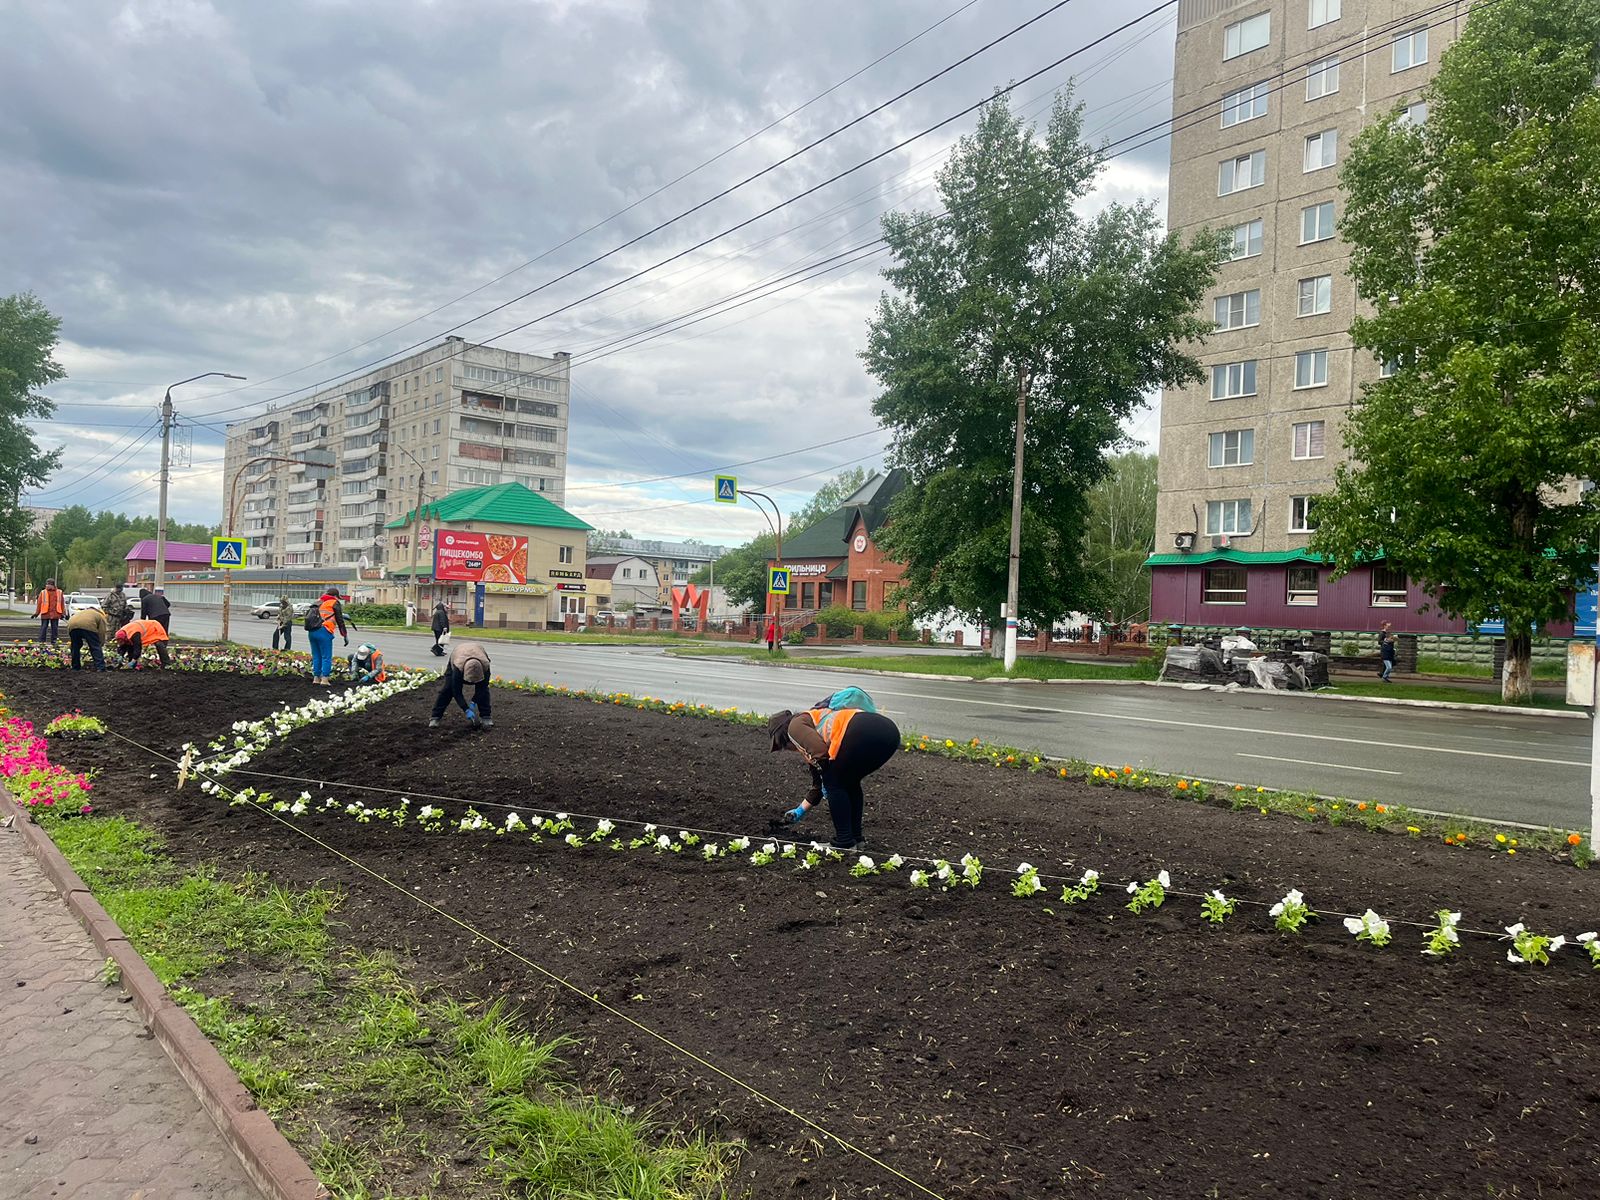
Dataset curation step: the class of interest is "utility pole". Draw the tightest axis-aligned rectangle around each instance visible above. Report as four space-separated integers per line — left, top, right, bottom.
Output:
1003 365 1030 672
157 372 245 590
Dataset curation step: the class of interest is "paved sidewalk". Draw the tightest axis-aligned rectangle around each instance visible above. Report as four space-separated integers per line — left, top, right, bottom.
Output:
0 821 260 1200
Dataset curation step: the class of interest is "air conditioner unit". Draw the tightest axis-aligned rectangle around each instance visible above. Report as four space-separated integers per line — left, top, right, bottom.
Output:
1213 535 1232 549
1174 532 1197 551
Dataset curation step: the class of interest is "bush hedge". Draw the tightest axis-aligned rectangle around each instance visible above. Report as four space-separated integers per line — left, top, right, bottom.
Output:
345 603 406 624
810 606 916 640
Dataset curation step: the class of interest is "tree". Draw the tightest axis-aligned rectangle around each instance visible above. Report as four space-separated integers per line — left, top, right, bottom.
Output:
862 94 1218 643
0 293 65 570
1085 451 1158 624
1311 0 1600 702
588 528 633 554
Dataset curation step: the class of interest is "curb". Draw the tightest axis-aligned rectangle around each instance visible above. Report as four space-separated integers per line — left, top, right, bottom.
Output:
0 792 328 1200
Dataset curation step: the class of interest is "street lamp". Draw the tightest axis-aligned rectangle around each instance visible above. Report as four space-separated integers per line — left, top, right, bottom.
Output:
156 371 245 590
220 453 310 644
740 490 784 652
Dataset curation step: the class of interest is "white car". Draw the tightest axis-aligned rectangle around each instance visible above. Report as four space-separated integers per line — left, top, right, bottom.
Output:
252 600 312 620
65 592 102 616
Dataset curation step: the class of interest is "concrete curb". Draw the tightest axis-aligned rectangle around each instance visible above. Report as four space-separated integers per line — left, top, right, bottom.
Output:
0 792 328 1200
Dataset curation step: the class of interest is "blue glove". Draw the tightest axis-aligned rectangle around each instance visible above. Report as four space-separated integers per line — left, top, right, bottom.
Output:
465 702 479 722
784 805 807 824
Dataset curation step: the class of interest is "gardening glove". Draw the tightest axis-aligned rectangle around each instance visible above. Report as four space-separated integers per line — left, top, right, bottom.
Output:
465 702 480 722
783 805 808 824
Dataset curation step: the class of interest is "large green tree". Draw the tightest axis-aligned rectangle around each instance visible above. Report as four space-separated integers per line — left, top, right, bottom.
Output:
862 94 1218 641
0 293 65 571
1085 451 1158 625
1312 0 1600 702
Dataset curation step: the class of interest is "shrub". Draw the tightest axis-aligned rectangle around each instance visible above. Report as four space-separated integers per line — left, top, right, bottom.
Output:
813 606 915 641
345 603 405 624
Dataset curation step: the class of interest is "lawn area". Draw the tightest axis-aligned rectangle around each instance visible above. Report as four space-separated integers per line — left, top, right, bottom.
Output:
1416 654 1566 680
1329 680 1581 709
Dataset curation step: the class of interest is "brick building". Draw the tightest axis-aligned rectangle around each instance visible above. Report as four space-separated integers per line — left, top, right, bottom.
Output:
766 471 907 615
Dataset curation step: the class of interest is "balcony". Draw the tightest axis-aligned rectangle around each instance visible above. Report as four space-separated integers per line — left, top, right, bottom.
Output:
287 476 324 494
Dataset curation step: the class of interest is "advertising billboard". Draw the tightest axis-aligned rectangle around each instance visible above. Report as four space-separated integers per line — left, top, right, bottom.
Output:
434 531 529 584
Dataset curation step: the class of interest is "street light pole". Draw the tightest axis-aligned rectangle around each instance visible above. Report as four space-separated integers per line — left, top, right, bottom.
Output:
391 445 430 624
157 372 245 590
1003 365 1031 672
742 489 784 652
221 454 302 644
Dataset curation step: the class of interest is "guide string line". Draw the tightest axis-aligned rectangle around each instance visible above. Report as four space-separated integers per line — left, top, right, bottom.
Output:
104 728 954 1200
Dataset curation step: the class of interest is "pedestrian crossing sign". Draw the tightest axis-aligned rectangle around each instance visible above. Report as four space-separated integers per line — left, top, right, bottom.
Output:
211 537 248 569
769 567 791 595
715 475 738 504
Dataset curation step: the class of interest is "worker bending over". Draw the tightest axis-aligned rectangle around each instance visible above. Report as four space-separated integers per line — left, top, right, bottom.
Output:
767 701 900 850
114 617 172 669
347 643 387 685
429 640 492 729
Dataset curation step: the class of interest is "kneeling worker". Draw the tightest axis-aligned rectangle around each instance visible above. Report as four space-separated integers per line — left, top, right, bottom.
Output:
767 702 900 850
429 639 492 729
114 617 172 669
348 642 387 685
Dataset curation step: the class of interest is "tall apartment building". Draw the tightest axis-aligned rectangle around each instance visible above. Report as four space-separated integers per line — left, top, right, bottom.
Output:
223 338 570 571
1149 0 1468 631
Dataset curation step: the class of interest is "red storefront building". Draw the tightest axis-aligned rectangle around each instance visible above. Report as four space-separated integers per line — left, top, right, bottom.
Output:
766 471 907 615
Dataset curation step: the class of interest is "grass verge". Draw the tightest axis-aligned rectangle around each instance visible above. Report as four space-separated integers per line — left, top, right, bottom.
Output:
1414 654 1566 681
1329 681 1580 709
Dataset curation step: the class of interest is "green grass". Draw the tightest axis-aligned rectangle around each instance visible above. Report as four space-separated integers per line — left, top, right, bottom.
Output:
1329 681 1581 709
352 624 721 648
799 652 1161 681
1415 654 1566 680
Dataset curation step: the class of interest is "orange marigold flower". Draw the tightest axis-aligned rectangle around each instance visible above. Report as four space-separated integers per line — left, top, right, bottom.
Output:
1376 805 1387 814
1569 833 1584 846
1358 802 1368 812
1176 780 1190 791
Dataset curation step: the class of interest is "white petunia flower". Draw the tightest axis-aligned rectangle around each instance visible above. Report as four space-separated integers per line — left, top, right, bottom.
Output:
1157 870 1171 888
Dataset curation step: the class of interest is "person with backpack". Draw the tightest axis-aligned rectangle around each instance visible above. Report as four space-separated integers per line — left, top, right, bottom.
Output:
306 588 353 685
766 689 899 851
113 617 172 669
33 579 65 643
272 596 295 651
430 600 451 656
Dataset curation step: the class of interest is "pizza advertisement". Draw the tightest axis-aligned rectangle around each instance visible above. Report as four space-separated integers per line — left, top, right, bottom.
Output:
433 531 530 584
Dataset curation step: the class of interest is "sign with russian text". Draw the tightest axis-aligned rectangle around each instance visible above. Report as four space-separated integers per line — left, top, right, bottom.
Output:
434 531 529 584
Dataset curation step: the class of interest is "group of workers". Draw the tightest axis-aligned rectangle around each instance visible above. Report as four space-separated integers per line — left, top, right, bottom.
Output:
33 579 174 671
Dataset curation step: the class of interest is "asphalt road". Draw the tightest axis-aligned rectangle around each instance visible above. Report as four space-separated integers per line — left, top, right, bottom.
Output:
154 606 1596 831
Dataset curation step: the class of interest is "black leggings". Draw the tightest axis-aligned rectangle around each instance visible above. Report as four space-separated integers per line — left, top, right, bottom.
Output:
820 712 900 846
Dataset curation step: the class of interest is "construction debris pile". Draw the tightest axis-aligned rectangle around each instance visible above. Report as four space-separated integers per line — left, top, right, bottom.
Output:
1160 632 1330 691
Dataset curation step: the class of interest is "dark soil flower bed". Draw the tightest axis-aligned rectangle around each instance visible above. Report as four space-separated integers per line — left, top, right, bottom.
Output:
6 666 1599 1198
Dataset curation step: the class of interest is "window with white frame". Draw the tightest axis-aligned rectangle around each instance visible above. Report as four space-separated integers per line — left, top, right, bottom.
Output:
1203 566 1248 604
1206 499 1253 537
1226 219 1264 260
1294 350 1330 389
1224 12 1270 59
1305 56 1340 100
1393 28 1427 72
1209 428 1255 467
1300 201 1335 244
1221 81 1270 127
1297 275 1333 317
1219 150 1267 195
1308 0 1340 28
1304 129 1338 172
1400 100 1429 126
1379 355 1399 378
559 545 573 564
1289 496 1320 532
1371 566 1408 606
1292 419 1327 459
1211 360 1258 399
1214 289 1261 330
1286 564 1319 605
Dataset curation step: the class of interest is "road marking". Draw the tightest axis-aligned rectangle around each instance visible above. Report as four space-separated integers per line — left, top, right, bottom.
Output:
1236 753 1402 776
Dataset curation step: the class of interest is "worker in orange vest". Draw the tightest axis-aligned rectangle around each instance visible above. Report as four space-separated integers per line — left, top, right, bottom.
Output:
113 617 172 669
766 703 900 850
307 588 352 685
33 578 65 644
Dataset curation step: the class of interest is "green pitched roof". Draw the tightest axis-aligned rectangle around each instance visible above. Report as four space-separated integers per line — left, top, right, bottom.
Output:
780 469 908 559
385 482 593 532
1143 548 1329 568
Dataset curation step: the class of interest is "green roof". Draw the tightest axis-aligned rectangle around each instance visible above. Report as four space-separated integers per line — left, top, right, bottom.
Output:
1143 549 1330 568
385 482 593 532
781 469 907 559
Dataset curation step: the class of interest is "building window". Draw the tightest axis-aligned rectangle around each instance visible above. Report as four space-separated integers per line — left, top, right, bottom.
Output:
1293 420 1327 459
1400 100 1429 127
1289 496 1320 532
1304 129 1338 172
1308 0 1340 28
1211 360 1258 400
1221 81 1270 127
559 545 573 564
1372 566 1408 606
1208 428 1255 468
1300 201 1335 244
1305 56 1340 100
1224 12 1270 60
1286 565 1319 605
1214 290 1261 331
801 582 816 608
1393 28 1428 72
1294 350 1330 389
852 581 868 611
436 367 444 383
1219 150 1266 195
1297 275 1333 317
621 567 631 579
430 469 438 484
1206 499 1253 536
1226 219 1264 260
1202 566 1248 604
1379 355 1399 378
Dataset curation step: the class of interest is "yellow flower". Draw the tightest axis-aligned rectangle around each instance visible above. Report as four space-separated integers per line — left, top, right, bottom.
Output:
1256 786 1266 793
1259 807 1269 815
944 739 954 748
1058 768 1068 778
1495 833 1507 844
1508 848 1516 855
1407 825 1421 834
1510 838 1518 847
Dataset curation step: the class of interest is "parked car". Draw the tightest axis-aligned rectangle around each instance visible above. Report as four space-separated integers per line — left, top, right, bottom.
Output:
65 592 103 615
251 600 312 620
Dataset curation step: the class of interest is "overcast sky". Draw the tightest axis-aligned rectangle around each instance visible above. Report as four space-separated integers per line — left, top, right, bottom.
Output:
3 0 1177 546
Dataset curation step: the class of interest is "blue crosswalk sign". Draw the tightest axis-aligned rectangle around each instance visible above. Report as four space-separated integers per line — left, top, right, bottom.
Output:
211 537 248 569
715 475 738 504
769 567 791 595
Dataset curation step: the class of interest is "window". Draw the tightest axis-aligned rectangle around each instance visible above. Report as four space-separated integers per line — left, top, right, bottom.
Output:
1208 429 1255 468
1294 350 1329 389
559 545 573 564
1297 275 1333 317
1289 496 1320 532
1226 219 1264 260
1211 360 1258 400
1379 356 1399 378
1206 499 1253 537
801 582 816 608
1219 150 1266 195
1392 28 1427 72
1292 420 1327 459
1305 56 1339 99
1221 81 1269 127
436 367 444 383
852 581 868 611
1308 0 1340 28
1400 100 1429 126
1203 566 1248 604
1300 201 1335 244
1214 289 1261 330
621 567 631 579
430 469 438 484
1372 566 1408 606
1224 12 1270 59
1286 565 1319 605
1304 129 1338 172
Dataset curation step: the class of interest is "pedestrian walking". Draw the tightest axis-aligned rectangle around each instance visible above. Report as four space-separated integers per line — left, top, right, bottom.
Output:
33 579 65 644
1380 622 1397 682
103 582 133 633
767 702 901 850
139 587 172 633
429 639 492 728
430 600 450 656
305 588 351 685
765 616 778 652
271 596 294 651
113 617 172 669
66 606 109 671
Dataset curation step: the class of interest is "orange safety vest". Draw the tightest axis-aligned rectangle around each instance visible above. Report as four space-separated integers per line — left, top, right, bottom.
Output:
364 651 386 683
35 588 64 619
804 707 859 760
319 595 339 633
120 618 168 644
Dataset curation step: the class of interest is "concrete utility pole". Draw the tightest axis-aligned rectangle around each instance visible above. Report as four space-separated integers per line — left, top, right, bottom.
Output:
157 372 244 589
741 489 784 650
1003 365 1031 672
392 445 430 623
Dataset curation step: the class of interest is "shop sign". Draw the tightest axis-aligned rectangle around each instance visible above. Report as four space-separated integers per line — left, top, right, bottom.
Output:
434 531 530 584
548 568 583 579
555 582 587 592
781 562 833 577
485 582 551 596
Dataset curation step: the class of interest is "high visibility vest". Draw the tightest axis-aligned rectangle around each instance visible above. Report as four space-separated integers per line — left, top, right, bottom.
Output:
319 596 339 633
804 707 859 760
121 618 168 644
36 589 64 618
